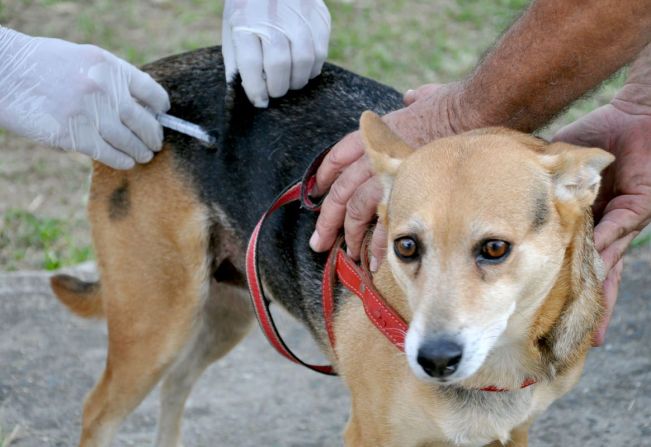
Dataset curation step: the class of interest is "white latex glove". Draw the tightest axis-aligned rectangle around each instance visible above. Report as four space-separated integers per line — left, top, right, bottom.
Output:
0 27 170 169
222 0 331 108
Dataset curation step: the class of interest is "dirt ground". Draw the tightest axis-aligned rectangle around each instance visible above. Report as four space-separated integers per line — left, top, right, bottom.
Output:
0 249 650 446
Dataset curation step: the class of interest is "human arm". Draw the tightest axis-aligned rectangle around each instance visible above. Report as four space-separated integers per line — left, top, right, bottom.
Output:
221 0 331 108
0 27 170 169
553 43 651 345
310 0 651 262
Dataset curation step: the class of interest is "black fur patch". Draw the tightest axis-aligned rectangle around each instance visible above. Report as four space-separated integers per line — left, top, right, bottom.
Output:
55 274 99 295
213 259 247 287
532 189 549 231
108 180 130 220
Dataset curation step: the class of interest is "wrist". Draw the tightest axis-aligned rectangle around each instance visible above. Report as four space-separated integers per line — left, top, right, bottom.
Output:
446 80 488 133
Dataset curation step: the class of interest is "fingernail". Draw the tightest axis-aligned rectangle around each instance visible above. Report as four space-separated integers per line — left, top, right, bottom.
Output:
370 256 378 272
309 231 321 251
254 97 269 108
404 89 415 103
346 248 353 258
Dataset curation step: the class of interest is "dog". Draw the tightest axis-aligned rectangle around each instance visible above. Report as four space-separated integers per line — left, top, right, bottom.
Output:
50 46 613 446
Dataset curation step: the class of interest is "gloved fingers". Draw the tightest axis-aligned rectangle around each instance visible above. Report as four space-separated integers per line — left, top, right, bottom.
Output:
93 142 136 170
126 63 170 113
288 24 315 90
221 20 238 83
261 31 291 98
119 100 165 152
233 29 269 107
78 130 136 170
308 4 331 79
98 117 154 164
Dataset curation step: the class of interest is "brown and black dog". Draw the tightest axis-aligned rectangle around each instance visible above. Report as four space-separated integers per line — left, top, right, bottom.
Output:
51 47 612 446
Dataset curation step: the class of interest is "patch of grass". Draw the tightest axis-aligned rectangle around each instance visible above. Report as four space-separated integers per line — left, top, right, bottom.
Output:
0 423 20 447
0 209 93 271
631 233 651 250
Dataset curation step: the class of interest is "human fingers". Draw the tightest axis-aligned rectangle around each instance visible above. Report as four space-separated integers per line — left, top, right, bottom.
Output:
594 206 642 253
593 258 623 347
126 62 170 113
597 231 637 275
98 115 153 164
310 155 374 252
65 113 135 169
343 175 383 259
74 124 135 169
119 100 165 152
288 23 315 90
221 17 237 83
261 31 291 98
308 2 331 79
403 83 444 106
369 222 387 272
232 30 269 107
313 131 364 197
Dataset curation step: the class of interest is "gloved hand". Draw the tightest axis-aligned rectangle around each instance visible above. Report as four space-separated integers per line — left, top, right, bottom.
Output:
222 0 331 108
0 27 170 169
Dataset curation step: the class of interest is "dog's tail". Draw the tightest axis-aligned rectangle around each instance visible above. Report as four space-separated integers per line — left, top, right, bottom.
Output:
50 274 104 319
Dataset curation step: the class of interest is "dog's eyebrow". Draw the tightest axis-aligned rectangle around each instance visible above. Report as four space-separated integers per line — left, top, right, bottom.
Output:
531 188 549 232
396 218 427 236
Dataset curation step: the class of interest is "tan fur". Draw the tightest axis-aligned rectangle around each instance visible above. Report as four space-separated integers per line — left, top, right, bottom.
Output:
51 148 252 447
332 112 612 446
50 113 611 446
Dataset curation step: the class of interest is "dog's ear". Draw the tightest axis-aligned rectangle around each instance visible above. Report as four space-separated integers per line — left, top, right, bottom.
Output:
360 111 415 178
540 143 614 208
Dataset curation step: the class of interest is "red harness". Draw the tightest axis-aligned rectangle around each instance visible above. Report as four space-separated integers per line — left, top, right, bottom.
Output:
244 152 536 392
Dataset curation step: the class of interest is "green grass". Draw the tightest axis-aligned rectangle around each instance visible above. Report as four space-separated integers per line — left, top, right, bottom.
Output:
631 233 651 250
0 209 93 271
0 423 19 447
0 0 635 272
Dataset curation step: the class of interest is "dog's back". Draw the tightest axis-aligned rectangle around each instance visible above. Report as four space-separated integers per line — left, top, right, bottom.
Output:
147 46 403 340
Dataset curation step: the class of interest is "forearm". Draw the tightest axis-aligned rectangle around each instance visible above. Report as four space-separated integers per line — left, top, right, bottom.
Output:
457 0 651 132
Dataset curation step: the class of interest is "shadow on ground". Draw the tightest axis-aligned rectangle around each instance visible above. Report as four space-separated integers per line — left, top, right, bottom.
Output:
1 249 650 446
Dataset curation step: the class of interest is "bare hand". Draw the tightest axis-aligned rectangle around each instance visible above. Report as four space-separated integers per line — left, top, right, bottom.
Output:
554 102 651 346
309 83 471 267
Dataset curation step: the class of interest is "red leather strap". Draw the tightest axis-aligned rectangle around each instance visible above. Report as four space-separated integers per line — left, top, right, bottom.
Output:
322 239 339 349
480 377 537 393
333 247 408 349
246 182 336 375
246 177 536 391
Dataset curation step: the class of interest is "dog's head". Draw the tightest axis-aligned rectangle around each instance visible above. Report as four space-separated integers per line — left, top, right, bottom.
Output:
360 111 613 385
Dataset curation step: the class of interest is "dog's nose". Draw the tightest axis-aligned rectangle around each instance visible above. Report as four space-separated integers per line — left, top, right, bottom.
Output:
417 339 463 378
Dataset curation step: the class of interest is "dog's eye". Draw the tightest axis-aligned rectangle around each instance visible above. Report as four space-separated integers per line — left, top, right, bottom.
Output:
394 237 419 261
478 240 511 262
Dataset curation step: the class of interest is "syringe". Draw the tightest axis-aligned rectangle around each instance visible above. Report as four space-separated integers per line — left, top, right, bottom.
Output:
155 112 215 146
